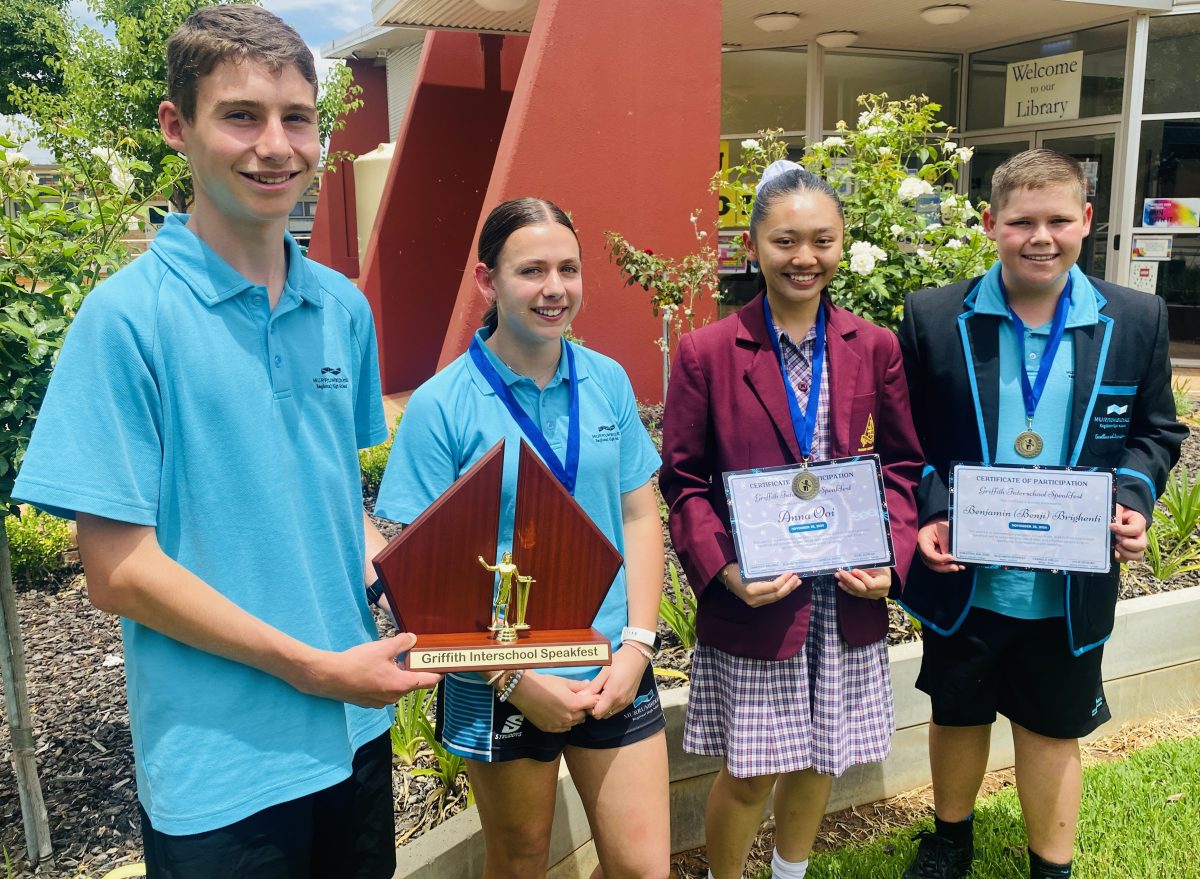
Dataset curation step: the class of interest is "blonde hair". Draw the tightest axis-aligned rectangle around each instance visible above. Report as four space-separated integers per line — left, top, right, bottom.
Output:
167 5 317 122
990 149 1087 214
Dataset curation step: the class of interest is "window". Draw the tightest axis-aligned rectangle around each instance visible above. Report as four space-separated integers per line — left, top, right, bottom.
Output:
823 51 960 130
1134 121 1200 222
1145 14 1200 115
722 48 807 135
967 23 1126 131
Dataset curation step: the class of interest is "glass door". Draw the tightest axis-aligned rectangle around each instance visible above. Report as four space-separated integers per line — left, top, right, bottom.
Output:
964 135 1034 207
1037 125 1118 280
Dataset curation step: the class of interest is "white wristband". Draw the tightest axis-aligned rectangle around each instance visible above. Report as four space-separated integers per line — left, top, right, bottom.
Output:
621 626 657 648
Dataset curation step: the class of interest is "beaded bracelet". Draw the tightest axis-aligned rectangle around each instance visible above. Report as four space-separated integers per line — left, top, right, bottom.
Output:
622 640 654 662
496 669 525 703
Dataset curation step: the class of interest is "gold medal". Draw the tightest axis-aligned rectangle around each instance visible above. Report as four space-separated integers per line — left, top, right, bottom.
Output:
792 470 820 500
1014 429 1044 458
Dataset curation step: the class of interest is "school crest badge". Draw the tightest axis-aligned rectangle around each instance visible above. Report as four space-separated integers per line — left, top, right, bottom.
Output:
858 414 876 452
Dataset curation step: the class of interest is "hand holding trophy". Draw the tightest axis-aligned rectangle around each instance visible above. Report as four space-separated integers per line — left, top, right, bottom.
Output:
372 440 619 672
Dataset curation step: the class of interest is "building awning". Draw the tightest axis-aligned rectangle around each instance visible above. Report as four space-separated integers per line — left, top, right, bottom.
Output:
368 0 1174 52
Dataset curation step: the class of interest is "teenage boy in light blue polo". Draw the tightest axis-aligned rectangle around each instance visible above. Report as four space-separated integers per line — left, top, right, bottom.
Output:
12 7 439 877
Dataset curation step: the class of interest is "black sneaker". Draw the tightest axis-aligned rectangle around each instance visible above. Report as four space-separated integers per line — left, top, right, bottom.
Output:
903 829 974 878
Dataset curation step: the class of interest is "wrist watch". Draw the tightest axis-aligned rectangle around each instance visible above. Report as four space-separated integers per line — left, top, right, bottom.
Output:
366 577 386 607
620 625 662 652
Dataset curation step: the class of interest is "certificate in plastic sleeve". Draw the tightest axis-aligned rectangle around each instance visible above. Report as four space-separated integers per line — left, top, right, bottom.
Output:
949 463 1114 575
722 456 895 580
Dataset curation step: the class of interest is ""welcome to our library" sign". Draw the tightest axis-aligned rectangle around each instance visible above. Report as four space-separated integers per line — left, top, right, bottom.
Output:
1004 50 1084 128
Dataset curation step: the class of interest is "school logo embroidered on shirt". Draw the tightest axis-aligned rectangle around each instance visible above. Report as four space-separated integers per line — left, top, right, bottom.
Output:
858 414 876 451
1107 403 1128 415
591 423 620 443
312 366 349 390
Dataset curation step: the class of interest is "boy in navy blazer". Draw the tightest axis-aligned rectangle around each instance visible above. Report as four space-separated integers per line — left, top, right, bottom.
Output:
898 149 1186 879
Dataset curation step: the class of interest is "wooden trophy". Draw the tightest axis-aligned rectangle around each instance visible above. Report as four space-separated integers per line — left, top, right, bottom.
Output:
372 439 621 673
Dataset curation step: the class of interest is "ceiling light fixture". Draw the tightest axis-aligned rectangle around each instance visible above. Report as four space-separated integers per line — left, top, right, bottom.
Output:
475 0 528 12
815 30 858 48
753 12 801 33
920 4 970 25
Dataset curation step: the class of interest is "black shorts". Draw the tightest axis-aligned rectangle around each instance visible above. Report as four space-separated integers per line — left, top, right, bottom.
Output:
916 607 1110 740
140 732 394 879
437 665 666 763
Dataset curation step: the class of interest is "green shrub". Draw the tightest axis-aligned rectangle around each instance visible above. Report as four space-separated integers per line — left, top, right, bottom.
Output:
659 561 697 650
360 414 402 492
5 506 71 585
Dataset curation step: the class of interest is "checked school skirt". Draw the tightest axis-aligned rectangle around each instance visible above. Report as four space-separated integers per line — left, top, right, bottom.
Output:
683 575 894 779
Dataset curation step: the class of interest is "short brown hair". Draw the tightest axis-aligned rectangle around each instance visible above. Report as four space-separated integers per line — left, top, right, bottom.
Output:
990 148 1087 214
166 5 317 122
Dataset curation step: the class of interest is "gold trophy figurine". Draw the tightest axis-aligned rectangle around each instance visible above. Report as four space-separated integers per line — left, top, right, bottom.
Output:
478 552 523 643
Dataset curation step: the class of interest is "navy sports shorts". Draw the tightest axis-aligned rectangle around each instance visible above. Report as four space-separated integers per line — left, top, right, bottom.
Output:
437 664 665 762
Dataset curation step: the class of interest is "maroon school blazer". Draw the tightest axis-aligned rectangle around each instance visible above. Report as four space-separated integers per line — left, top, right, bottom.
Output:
660 292 922 660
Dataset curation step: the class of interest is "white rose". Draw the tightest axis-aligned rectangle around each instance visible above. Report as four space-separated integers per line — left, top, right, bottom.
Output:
858 110 874 127
956 146 975 163
820 136 846 148
890 224 906 237
878 146 892 156
942 141 958 154
849 252 876 275
944 238 963 249
9 151 30 167
111 166 135 192
91 146 134 192
741 138 759 150
924 222 942 234
865 125 882 137
870 244 887 261
917 247 933 262
898 177 934 200
849 240 873 257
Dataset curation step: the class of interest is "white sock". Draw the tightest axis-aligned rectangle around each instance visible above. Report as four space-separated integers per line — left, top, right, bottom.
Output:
770 849 809 879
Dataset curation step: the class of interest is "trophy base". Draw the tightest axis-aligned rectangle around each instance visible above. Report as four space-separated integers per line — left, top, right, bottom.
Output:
400 628 612 673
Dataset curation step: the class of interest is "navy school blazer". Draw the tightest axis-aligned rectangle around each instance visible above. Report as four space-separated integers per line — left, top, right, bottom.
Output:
897 275 1188 655
660 292 923 661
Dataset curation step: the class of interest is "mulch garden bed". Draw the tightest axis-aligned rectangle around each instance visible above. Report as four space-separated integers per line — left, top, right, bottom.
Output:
1 419 1195 877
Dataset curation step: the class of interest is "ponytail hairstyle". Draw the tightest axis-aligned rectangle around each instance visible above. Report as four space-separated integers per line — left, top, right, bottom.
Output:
477 197 579 333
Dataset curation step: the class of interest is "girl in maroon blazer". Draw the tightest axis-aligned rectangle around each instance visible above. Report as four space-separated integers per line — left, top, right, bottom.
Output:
660 161 922 879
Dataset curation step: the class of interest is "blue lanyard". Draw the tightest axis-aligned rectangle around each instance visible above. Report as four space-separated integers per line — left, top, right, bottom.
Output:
763 296 826 462
1002 274 1073 425
468 336 580 495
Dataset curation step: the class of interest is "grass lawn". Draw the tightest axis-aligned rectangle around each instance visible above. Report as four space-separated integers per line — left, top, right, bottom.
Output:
789 736 1200 878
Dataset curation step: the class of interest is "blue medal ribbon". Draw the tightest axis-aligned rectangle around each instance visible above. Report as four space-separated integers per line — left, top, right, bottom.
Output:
468 335 581 495
763 295 826 462
1002 274 1073 429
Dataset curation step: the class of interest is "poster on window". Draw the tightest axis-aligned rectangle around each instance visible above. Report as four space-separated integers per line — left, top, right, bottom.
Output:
1129 261 1159 294
1142 198 1200 228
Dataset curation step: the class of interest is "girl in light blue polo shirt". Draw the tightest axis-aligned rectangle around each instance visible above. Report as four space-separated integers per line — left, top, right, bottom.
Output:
375 198 669 877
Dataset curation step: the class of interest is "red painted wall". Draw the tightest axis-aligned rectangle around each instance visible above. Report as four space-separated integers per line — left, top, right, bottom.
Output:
436 0 722 401
358 32 528 394
307 59 389 278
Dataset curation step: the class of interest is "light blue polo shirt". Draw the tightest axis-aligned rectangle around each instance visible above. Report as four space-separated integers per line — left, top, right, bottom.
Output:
12 214 391 834
970 263 1098 619
375 328 661 681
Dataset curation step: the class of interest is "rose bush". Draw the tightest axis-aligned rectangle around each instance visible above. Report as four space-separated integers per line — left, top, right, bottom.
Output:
800 93 996 329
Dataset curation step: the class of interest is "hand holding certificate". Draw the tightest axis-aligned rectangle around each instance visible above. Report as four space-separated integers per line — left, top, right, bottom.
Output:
722 456 896 580
949 464 1114 574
